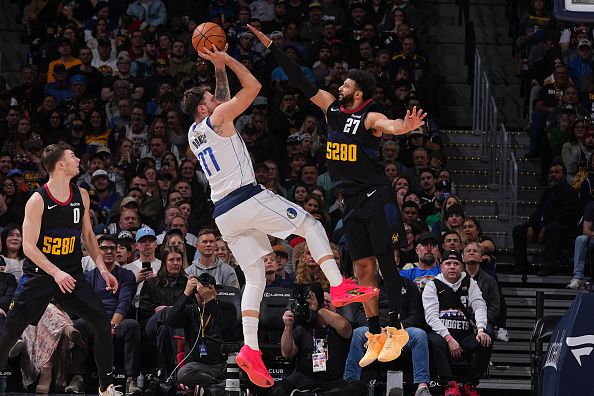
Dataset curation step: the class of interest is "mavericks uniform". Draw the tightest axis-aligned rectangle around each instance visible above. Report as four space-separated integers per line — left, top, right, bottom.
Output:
0 184 112 373
188 118 308 265
325 99 406 259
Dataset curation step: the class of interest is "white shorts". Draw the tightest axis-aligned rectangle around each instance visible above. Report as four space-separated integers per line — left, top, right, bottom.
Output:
215 189 308 265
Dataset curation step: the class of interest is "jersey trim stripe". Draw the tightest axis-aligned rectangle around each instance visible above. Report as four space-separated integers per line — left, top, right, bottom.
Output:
44 184 73 206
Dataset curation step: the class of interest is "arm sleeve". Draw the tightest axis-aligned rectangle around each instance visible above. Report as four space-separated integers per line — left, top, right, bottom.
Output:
269 44 319 99
422 281 449 338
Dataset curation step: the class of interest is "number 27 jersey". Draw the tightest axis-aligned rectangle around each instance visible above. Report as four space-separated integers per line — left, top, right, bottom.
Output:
188 117 256 203
325 99 389 195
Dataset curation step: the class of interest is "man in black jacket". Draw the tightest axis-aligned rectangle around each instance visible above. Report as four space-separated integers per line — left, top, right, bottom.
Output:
513 162 580 276
343 276 432 396
166 275 236 391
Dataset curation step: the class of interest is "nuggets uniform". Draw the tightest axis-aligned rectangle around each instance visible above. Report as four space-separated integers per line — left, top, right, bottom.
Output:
325 99 406 258
188 117 308 264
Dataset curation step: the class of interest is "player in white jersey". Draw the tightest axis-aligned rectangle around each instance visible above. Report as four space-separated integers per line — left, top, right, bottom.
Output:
183 45 379 387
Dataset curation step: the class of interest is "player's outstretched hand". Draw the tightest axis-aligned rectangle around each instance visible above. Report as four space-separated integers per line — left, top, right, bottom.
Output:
53 270 76 293
199 43 229 68
102 270 119 294
247 24 272 48
403 106 427 133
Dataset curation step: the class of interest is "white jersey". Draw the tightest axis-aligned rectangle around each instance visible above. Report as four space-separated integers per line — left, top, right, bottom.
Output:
188 117 256 203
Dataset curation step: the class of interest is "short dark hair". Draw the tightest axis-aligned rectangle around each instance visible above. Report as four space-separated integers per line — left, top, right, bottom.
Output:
98 234 117 245
402 200 419 211
347 69 376 100
442 229 461 241
419 168 435 178
182 86 209 116
42 143 74 173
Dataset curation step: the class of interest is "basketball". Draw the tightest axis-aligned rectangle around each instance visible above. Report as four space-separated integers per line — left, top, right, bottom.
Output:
192 22 226 53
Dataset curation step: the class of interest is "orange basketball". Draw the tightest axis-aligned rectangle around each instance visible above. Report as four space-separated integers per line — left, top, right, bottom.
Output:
192 22 226 53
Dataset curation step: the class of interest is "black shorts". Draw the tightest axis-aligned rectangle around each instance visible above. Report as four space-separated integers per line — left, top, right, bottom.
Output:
342 184 405 260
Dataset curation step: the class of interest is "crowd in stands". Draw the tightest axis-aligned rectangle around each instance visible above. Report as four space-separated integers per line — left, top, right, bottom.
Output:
511 0 594 287
0 0 526 395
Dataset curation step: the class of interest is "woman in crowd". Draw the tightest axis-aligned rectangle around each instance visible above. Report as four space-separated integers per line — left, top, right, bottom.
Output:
289 182 310 207
431 194 463 236
1 224 26 279
139 247 189 378
160 229 193 265
264 160 287 197
294 243 330 289
84 109 111 147
0 178 27 226
394 176 410 190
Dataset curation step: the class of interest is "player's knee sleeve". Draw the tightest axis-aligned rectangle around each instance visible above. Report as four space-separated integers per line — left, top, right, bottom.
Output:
240 257 266 313
294 215 333 262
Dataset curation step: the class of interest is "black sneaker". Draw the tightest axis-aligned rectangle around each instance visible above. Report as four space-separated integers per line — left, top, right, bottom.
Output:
65 375 84 394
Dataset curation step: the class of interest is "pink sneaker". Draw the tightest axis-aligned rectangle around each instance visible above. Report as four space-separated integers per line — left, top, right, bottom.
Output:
330 278 379 307
236 345 274 388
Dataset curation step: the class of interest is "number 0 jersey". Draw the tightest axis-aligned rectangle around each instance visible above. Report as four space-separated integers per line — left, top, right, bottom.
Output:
23 184 85 276
188 117 256 203
325 99 390 195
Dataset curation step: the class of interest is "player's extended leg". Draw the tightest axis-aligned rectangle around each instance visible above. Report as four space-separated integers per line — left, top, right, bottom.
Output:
60 272 114 394
0 274 56 370
293 215 379 307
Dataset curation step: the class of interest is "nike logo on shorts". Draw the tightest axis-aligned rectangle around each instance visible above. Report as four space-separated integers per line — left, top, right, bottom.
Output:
367 190 377 197
47 204 57 210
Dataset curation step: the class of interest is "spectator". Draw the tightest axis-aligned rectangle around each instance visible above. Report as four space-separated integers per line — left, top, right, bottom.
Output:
166 274 237 391
567 200 594 289
462 218 497 275
294 243 330 288
126 0 167 32
273 244 295 283
92 38 118 77
68 235 141 395
47 38 81 84
276 283 352 394
462 243 500 336
344 276 431 396
400 232 441 290
123 227 162 309
422 250 491 396
398 223 418 266
513 163 580 276
0 176 27 227
263 252 293 288
186 229 240 289
442 230 464 253
92 169 120 215
0 224 25 279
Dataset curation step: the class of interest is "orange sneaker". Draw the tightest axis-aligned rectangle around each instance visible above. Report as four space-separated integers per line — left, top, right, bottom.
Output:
236 345 274 388
377 326 409 362
359 331 387 367
330 278 379 307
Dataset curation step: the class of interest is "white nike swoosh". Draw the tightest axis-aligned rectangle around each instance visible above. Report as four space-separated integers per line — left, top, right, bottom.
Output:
47 205 57 209
367 190 377 197
330 107 339 112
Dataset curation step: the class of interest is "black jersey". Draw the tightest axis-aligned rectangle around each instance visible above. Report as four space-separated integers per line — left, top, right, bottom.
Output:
23 184 85 276
325 99 389 195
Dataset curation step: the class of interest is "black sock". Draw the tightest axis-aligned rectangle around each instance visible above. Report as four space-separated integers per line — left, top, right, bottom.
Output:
367 316 381 334
376 251 402 315
99 372 112 393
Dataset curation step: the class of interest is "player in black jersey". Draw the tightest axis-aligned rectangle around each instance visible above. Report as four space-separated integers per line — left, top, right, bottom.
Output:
0 143 121 396
248 25 427 367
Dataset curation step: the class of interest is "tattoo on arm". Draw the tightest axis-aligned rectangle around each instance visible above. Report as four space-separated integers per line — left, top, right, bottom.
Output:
212 115 225 136
214 69 231 102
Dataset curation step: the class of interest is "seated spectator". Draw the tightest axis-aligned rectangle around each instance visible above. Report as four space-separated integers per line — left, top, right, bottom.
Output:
513 163 580 276
442 230 464 253
0 224 25 279
67 235 140 395
139 246 188 378
568 200 594 289
159 228 195 266
294 243 330 289
166 275 237 391
462 218 496 275
275 283 352 394
422 250 492 396
273 244 295 283
1 175 27 227
116 232 135 266
462 243 500 336
215 236 244 288
344 275 431 396
123 227 162 309
264 252 293 288
186 229 240 289
398 223 418 266
0 265 15 334
400 232 441 290
432 203 465 243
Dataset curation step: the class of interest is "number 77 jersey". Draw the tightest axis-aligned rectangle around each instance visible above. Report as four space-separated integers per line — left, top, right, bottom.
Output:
188 117 257 203
325 99 390 195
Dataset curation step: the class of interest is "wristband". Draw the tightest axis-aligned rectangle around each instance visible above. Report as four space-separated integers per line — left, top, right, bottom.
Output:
266 40 272 48
445 335 453 343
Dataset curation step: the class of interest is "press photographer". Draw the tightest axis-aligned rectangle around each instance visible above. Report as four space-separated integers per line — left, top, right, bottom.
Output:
165 273 237 392
274 282 354 395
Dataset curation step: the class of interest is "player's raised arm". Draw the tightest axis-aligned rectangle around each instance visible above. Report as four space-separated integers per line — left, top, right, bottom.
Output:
247 24 335 113
366 106 427 136
199 45 261 125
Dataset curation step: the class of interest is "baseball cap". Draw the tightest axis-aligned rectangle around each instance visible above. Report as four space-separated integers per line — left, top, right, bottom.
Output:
287 134 302 144
238 31 254 39
117 230 134 242
135 226 156 242
578 39 592 48
91 169 109 181
7 169 24 178
446 203 464 218
562 104 577 113
300 133 312 140
70 74 87 85
274 0 286 5
410 127 424 136
441 249 463 263
96 146 111 156
350 1 365 11
418 231 440 245
308 1 322 9
269 31 284 39
252 96 268 107
120 196 139 208
117 51 131 63
272 244 289 257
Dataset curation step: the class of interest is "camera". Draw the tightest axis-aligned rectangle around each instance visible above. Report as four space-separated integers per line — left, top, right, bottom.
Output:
291 284 311 326
196 273 217 288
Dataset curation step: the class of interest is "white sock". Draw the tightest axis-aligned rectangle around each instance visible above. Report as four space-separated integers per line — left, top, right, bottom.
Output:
320 259 343 287
243 316 260 350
